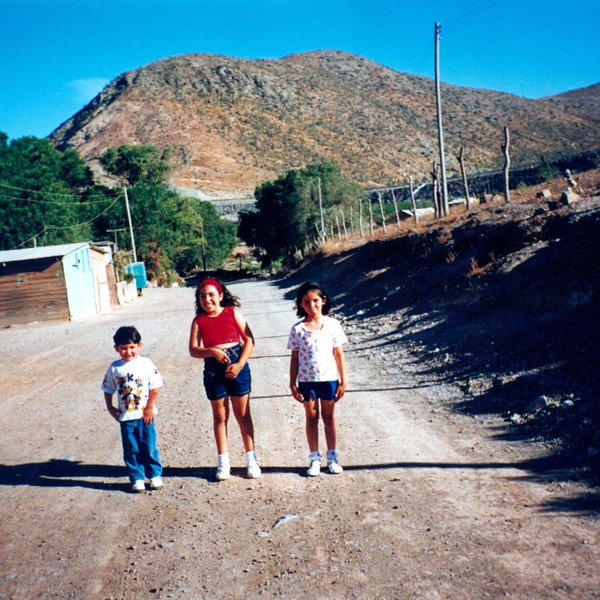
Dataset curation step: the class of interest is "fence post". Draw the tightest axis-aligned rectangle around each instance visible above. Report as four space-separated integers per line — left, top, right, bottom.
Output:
377 192 387 233
410 176 418 225
391 188 401 228
502 127 511 203
457 146 471 210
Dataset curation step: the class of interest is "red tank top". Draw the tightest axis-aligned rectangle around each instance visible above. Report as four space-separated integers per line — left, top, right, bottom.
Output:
196 306 242 347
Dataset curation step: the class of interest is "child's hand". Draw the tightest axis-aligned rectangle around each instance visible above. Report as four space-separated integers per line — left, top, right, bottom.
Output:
290 384 305 403
142 406 155 424
213 348 231 365
335 382 346 401
225 363 241 379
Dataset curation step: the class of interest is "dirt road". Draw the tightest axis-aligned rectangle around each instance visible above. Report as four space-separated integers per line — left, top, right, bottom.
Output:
1 280 598 599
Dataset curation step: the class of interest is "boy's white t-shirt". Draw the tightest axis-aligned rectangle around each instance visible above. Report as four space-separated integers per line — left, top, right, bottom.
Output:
101 356 164 422
287 316 347 382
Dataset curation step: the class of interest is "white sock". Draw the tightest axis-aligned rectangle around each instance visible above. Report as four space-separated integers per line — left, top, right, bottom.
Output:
308 451 321 462
327 449 338 461
218 453 230 467
245 450 258 464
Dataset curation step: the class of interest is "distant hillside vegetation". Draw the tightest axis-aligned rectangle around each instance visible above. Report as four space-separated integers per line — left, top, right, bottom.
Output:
50 51 600 197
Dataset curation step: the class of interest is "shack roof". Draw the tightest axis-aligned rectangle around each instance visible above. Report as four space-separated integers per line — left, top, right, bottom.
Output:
0 242 92 265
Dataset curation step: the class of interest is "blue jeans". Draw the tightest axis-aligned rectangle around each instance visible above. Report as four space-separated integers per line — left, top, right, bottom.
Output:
119 419 163 482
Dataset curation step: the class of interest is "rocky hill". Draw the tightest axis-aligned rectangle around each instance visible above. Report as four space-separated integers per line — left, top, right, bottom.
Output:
50 51 600 197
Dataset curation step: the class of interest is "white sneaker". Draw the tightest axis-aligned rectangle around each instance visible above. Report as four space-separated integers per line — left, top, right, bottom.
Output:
246 460 262 479
216 464 231 481
132 480 145 492
149 476 164 489
327 459 344 474
307 459 321 477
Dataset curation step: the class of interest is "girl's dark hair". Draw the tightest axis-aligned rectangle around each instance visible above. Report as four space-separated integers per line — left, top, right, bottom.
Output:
113 325 142 345
195 278 241 315
294 281 332 318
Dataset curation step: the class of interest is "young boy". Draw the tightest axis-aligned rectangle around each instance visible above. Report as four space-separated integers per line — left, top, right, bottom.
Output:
101 325 165 493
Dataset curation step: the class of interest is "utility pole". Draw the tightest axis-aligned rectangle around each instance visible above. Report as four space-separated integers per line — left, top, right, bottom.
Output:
107 228 127 252
502 127 511 203
317 178 325 240
434 22 449 217
199 214 207 272
123 186 137 262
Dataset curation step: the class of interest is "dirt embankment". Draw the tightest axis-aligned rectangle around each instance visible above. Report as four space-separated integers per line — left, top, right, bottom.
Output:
285 170 600 488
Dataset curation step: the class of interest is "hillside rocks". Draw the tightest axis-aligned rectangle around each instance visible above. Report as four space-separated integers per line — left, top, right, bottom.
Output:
49 51 600 197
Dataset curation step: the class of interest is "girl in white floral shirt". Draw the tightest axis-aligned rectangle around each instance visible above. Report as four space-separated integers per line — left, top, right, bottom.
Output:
287 282 348 477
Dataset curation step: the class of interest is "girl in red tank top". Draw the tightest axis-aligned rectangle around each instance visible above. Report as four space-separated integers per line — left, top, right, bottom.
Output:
189 278 260 481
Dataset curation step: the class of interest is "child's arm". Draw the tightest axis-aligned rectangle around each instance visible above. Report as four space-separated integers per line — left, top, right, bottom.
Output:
333 345 347 400
289 350 304 402
104 392 120 422
188 317 231 363
142 388 160 425
225 309 255 378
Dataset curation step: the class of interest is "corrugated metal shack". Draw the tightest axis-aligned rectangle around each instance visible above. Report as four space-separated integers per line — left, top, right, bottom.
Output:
0 242 115 326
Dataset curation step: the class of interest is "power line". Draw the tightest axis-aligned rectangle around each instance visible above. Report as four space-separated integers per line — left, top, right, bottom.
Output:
444 0 504 35
11 195 123 249
0 181 123 201
0 190 122 205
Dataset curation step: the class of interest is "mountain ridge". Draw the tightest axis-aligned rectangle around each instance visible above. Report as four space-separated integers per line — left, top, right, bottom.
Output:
50 51 600 197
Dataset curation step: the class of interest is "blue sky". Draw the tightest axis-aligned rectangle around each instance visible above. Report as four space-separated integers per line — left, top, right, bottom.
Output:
1 0 598 140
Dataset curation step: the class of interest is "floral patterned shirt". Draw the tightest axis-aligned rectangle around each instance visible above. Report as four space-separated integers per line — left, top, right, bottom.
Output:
287 317 347 382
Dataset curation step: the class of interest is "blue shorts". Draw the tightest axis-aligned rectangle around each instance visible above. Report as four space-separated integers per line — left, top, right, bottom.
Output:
203 344 251 401
298 380 339 402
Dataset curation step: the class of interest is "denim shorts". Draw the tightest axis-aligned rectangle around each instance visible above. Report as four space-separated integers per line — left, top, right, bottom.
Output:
298 380 339 402
203 344 251 401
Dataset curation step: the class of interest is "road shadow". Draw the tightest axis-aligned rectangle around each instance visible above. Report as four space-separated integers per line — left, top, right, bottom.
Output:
1 457 598 512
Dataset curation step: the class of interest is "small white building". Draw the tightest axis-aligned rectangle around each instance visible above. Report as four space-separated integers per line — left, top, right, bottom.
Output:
0 242 116 325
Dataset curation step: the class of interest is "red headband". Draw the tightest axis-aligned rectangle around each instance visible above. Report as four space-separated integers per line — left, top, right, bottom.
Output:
198 278 223 293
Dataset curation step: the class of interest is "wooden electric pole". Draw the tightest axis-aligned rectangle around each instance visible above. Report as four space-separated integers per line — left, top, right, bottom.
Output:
502 127 511 203
434 22 449 217
123 186 137 262
317 178 325 240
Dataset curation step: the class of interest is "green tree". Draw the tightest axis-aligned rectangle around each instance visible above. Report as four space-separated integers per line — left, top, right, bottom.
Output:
97 182 237 278
100 144 173 186
0 135 100 250
239 160 364 266
173 199 238 275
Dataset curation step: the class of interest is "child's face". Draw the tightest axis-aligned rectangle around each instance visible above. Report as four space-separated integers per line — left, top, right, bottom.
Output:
114 341 142 362
198 284 223 315
301 290 326 318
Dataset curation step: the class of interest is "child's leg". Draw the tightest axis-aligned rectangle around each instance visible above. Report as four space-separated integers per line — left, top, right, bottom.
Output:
303 398 320 453
120 420 146 482
321 400 343 473
230 394 255 452
210 397 230 455
139 421 163 480
320 400 337 452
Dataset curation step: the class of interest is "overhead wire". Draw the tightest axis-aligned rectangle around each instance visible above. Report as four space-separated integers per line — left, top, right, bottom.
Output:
407 0 504 77
10 195 123 249
0 181 123 201
0 190 123 205
443 0 504 35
